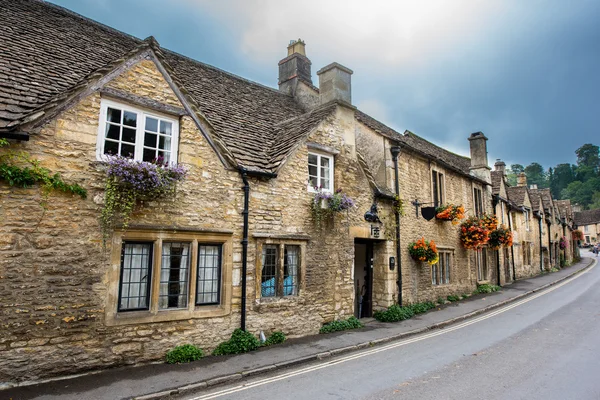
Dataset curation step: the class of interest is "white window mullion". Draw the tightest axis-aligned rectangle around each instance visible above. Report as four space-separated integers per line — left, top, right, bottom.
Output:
135 113 144 161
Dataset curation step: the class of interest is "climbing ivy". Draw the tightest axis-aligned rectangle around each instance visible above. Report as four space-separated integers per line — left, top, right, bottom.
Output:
0 139 87 205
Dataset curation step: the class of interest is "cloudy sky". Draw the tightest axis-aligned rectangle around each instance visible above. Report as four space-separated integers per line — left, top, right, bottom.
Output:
49 0 600 169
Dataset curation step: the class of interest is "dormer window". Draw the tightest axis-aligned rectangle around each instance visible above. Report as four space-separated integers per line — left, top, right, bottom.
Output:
308 151 334 192
97 99 179 163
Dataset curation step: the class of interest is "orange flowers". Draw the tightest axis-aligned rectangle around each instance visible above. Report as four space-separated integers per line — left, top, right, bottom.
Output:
435 204 466 225
460 216 490 249
488 225 513 250
408 237 438 264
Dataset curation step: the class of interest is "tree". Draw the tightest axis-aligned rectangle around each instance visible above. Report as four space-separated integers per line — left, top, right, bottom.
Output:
575 144 600 173
549 163 576 199
561 178 600 209
524 162 548 188
506 164 524 186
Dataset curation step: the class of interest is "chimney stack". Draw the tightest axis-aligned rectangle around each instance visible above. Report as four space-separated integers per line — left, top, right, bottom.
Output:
278 39 313 95
494 159 506 175
316 62 353 105
517 172 527 187
468 132 491 183
529 184 538 190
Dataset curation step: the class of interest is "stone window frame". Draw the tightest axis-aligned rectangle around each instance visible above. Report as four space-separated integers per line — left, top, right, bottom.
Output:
473 186 484 217
432 248 452 286
307 150 335 193
255 239 307 302
430 165 445 208
95 98 180 163
524 209 530 231
476 247 490 283
105 229 233 326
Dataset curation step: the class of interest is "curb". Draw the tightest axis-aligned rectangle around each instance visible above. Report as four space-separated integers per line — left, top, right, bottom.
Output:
131 259 596 400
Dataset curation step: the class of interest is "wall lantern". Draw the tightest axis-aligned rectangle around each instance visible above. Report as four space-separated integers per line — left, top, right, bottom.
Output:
364 203 381 223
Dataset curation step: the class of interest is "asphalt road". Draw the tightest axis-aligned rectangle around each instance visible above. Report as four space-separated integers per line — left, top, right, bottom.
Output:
178 258 600 400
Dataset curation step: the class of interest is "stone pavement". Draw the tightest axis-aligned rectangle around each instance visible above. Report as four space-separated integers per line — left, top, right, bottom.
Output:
3 256 596 400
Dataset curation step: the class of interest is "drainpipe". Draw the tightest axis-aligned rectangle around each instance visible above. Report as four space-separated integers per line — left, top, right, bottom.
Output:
507 206 516 281
238 167 278 332
492 195 501 286
547 220 552 269
240 169 250 331
390 145 402 305
562 221 567 265
538 215 544 272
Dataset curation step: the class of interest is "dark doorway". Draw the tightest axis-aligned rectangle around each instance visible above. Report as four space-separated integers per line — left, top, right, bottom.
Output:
354 241 374 318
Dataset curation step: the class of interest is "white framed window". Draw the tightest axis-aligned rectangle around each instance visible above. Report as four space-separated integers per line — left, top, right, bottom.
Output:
584 225 589 233
500 202 506 224
432 169 445 208
308 151 334 192
96 99 180 163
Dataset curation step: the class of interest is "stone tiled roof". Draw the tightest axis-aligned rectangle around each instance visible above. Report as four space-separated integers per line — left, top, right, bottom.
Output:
539 188 554 212
555 200 573 220
0 0 140 127
0 0 305 172
574 209 600 226
506 186 527 207
355 111 483 183
1 0 490 178
491 171 503 195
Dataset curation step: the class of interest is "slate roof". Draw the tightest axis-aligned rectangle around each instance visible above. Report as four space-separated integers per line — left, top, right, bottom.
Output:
355 111 483 184
1 0 485 179
506 186 528 207
528 189 543 213
490 171 504 195
555 200 573 220
573 209 600 226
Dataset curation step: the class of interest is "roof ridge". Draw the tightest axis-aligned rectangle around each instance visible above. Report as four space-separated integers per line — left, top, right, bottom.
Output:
162 49 294 98
404 130 471 161
42 0 295 101
39 0 142 44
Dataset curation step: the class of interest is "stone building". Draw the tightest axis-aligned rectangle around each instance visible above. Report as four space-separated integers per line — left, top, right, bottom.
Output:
574 209 600 245
0 0 547 385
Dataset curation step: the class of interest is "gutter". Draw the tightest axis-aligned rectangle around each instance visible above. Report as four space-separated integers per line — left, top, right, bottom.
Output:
390 145 402 305
237 167 277 331
0 131 29 141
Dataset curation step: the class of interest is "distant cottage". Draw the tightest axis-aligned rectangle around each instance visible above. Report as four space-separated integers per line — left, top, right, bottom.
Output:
0 0 577 384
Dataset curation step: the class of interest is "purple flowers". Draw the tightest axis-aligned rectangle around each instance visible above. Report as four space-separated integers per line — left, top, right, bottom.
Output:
312 187 355 217
105 155 187 198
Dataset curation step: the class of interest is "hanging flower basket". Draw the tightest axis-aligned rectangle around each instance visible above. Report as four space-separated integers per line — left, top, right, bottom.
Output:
559 236 568 249
408 237 438 264
460 216 490 249
480 214 498 231
310 188 355 226
488 225 513 250
100 155 187 241
435 204 465 225
572 230 583 241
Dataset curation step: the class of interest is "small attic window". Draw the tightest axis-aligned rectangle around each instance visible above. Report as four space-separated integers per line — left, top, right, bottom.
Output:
96 99 179 163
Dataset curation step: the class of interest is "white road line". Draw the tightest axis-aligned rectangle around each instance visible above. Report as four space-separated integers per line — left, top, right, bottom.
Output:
186 261 596 400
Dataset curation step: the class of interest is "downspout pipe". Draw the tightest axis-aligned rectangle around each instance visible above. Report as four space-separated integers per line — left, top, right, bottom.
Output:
538 214 544 272
492 195 501 286
547 220 552 269
507 205 516 281
239 169 250 332
238 167 277 332
562 221 567 266
390 145 402 305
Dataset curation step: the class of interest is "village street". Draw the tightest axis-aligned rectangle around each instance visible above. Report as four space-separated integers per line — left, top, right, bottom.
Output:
175 254 600 400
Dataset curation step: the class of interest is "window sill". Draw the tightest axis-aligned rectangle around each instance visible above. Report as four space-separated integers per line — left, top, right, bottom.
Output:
105 304 230 326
